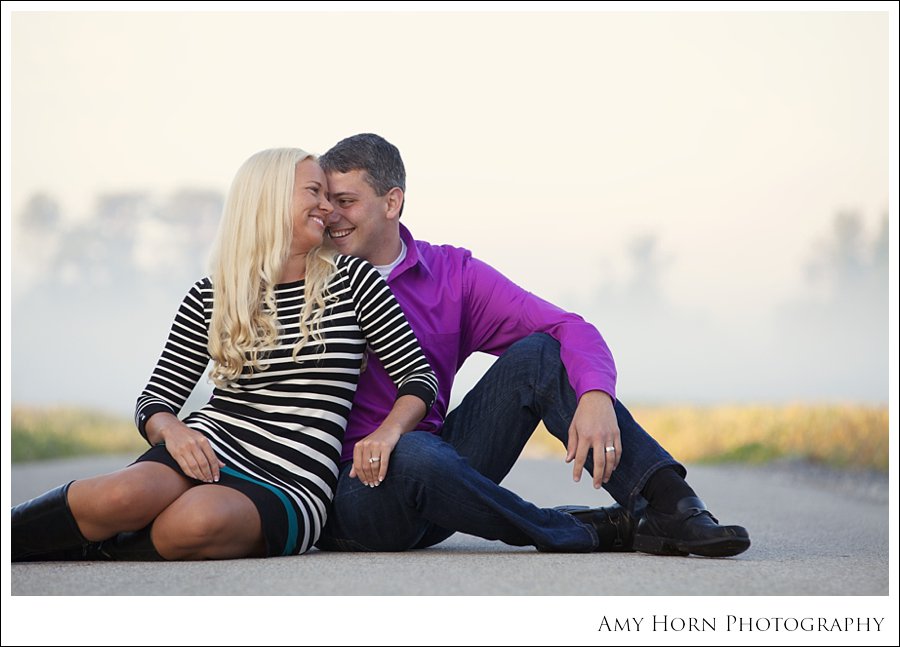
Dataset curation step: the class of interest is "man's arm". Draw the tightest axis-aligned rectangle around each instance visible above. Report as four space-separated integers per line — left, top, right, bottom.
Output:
460 255 616 399
460 254 621 485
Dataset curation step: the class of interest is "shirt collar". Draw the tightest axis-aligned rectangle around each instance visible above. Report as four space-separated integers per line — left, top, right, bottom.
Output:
389 223 431 282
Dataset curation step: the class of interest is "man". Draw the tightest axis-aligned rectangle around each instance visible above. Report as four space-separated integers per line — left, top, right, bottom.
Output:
316 133 749 556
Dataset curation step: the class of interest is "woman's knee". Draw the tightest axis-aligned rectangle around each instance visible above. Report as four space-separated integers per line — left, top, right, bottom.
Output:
153 488 262 559
169 506 231 550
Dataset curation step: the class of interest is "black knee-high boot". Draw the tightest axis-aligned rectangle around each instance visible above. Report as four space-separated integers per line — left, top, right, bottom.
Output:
94 525 165 561
12 481 91 562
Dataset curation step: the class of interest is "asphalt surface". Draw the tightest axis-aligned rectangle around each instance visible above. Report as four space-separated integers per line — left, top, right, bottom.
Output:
9 453 889 596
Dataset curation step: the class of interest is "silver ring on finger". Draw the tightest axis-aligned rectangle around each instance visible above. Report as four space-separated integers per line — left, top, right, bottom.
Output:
604 446 616 453
369 456 381 464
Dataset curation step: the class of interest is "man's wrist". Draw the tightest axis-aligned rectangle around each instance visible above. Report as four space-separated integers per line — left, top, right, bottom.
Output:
580 390 613 405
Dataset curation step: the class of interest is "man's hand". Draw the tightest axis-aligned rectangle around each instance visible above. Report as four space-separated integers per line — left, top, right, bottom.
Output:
565 390 621 488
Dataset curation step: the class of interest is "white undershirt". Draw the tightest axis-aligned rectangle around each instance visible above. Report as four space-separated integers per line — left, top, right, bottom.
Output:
373 239 407 281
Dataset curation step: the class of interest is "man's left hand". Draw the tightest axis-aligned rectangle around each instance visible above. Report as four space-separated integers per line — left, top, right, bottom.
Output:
565 390 621 488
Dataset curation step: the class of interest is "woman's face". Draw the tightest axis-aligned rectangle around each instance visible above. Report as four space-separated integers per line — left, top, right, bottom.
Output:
290 158 334 254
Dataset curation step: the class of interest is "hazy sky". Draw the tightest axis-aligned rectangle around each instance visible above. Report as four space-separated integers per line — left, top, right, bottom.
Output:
7 8 893 410
12 10 887 303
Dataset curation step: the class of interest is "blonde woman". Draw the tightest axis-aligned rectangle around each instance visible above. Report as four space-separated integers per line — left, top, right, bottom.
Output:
12 148 437 560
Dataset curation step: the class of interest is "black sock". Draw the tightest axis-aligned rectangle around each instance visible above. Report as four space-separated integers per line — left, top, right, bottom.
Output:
641 467 697 514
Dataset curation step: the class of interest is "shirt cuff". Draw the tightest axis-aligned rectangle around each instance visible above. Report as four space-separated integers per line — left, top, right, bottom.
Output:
397 381 437 413
573 373 617 402
135 403 176 444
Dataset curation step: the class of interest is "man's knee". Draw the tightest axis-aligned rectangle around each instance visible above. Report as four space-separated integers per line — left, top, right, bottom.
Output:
501 334 565 388
505 333 561 367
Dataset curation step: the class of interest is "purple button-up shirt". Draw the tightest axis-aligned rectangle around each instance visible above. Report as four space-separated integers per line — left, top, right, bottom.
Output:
340 224 617 462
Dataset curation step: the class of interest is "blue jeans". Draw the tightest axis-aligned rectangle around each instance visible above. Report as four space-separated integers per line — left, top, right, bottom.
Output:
315 334 684 552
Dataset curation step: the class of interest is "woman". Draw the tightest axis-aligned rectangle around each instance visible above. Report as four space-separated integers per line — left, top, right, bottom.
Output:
12 148 437 560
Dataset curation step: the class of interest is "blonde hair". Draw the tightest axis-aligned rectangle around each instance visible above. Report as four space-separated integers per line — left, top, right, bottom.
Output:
208 148 337 387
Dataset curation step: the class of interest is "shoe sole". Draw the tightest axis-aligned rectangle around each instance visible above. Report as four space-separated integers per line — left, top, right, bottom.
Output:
633 533 751 558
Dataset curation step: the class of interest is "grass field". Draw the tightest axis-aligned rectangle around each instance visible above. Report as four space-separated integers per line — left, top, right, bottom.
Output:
11 403 890 471
11 406 147 462
523 403 889 471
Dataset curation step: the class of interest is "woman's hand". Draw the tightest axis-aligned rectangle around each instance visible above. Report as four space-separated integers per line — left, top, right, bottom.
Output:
147 412 224 483
350 425 403 487
348 394 426 487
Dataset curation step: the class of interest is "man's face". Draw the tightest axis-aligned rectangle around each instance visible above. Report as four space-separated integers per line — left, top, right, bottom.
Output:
325 169 397 264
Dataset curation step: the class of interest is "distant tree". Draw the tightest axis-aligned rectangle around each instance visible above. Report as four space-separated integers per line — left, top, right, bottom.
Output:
775 210 888 401
806 211 887 299
16 193 61 231
627 234 668 297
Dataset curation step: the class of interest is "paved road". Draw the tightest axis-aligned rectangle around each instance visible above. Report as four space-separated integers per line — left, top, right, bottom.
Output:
10 454 889 596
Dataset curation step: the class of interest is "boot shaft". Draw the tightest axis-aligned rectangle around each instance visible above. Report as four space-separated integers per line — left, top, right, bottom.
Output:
11 481 89 562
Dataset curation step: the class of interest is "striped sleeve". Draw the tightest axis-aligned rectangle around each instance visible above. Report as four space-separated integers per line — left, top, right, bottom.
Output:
134 278 212 442
341 256 438 412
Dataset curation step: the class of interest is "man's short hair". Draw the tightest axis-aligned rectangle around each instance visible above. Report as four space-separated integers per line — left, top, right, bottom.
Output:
320 133 406 199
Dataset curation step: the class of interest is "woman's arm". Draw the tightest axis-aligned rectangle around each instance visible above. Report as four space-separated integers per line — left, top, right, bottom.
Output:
344 256 438 486
135 279 223 482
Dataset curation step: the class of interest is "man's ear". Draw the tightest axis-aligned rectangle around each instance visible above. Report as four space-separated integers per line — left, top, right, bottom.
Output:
385 187 404 221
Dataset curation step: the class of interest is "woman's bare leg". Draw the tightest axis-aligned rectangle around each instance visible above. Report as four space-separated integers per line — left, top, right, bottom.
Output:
67 462 194 541
152 485 266 560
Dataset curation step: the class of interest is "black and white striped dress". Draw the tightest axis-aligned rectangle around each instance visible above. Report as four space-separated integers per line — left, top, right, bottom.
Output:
133 254 437 556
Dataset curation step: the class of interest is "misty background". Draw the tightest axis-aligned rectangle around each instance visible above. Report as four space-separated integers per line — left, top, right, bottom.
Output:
11 191 888 416
8 10 890 417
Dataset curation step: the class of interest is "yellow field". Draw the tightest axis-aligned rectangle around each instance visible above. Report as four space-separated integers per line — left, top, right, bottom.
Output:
12 403 890 471
523 404 889 471
11 406 147 462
